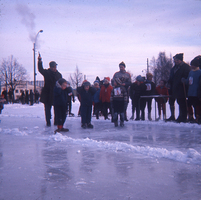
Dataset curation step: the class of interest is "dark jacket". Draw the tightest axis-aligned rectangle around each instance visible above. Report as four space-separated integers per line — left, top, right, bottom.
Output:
53 82 68 107
77 86 96 107
130 81 147 100
172 62 191 99
38 61 62 105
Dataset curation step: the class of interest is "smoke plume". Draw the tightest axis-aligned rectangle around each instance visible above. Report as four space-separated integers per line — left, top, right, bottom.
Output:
16 4 36 42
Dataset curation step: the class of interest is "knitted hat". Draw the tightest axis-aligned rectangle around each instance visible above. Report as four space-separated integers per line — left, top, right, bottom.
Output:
104 77 110 82
94 80 99 85
173 53 183 61
136 75 143 82
119 61 126 68
49 61 58 68
58 78 67 85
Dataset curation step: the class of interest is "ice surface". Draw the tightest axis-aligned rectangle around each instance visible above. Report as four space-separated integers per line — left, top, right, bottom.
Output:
0 101 201 200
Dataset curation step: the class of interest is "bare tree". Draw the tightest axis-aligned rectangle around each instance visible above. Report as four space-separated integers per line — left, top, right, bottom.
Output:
68 65 83 88
0 55 28 94
150 52 173 86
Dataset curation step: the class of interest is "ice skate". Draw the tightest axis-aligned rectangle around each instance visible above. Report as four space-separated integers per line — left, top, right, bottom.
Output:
87 123 94 128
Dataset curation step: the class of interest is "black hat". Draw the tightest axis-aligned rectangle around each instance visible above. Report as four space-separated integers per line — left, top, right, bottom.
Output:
173 53 183 61
193 55 201 68
58 78 67 85
49 61 58 68
119 61 126 68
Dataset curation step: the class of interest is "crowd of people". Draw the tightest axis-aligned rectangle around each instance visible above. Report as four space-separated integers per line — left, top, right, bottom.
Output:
1 53 201 132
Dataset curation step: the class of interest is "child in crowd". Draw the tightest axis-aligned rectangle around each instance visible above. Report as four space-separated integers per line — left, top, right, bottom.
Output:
182 58 201 123
129 75 147 120
93 80 101 119
54 78 69 133
99 77 113 120
155 80 169 120
77 80 96 129
110 79 128 127
66 81 75 117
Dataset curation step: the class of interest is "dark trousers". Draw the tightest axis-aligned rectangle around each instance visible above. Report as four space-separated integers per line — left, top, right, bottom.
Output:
80 105 92 124
102 102 111 119
145 98 152 113
44 104 52 125
177 98 187 120
67 100 72 114
113 100 124 122
132 97 145 120
54 105 67 126
94 102 101 118
187 96 201 118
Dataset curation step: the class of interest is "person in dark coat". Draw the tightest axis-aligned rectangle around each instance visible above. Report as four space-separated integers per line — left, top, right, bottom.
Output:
29 89 34 106
172 53 191 123
66 81 75 116
38 53 62 126
77 80 96 129
20 90 25 104
129 75 147 121
8 88 13 104
35 90 40 104
25 90 29 104
1 88 8 103
110 79 128 127
54 78 69 133
144 73 156 120
93 80 101 119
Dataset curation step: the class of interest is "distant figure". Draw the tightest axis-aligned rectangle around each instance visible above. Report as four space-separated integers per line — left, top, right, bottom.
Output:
20 90 25 104
8 88 13 104
77 80 96 129
0 95 6 114
25 90 29 104
35 90 40 104
38 53 62 126
155 80 169 120
29 89 34 106
1 88 8 103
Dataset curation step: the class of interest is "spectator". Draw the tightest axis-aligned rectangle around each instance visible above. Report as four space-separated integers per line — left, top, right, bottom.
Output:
66 81 75 117
155 80 169 120
93 80 101 119
99 77 113 120
144 73 156 120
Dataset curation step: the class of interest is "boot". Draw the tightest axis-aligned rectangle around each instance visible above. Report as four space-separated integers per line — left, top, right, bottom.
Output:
156 115 161 121
87 123 94 128
148 112 152 121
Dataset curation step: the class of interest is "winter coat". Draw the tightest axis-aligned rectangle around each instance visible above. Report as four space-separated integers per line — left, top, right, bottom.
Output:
77 86 96 107
155 85 169 103
113 70 131 90
93 88 101 103
172 62 191 99
130 81 147 100
184 68 201 97
38 61 62 105
110 85 128 108
99 84 113 103
144 80 156 96
53 82 68 107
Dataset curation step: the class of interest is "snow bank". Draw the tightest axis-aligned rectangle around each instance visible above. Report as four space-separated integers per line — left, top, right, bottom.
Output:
51 133 201 165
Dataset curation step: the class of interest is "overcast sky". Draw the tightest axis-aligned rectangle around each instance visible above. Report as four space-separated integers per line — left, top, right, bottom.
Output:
0 0 201 83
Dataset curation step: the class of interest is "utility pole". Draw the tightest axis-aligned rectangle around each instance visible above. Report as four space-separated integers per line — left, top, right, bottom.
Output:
147 58 149 73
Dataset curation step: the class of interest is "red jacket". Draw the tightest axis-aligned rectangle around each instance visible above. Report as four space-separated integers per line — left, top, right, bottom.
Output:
155 85 169 103
99 84 113 103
